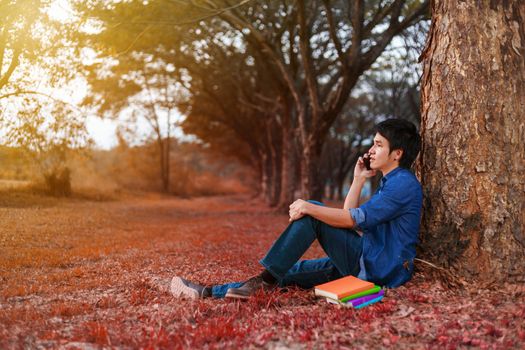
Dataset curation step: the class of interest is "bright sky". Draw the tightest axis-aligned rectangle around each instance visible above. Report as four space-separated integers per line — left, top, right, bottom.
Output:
85 116 119 149
48 0 73 21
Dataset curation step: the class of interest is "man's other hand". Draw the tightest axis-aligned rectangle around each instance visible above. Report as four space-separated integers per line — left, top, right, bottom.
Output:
289 199 309 222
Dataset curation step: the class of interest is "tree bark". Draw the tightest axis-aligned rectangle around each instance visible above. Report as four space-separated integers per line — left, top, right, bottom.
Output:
155 132 169 193
418 1 525 282
259 144 278 206
164 109 172 193
301 140 325 201
259 151 269 203
267 118 281 207
277 106 297 211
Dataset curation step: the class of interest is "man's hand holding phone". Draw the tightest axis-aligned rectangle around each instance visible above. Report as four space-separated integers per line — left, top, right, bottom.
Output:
354 152 376 180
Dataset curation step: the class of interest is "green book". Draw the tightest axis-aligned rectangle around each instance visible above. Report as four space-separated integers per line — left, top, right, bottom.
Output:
340 285 382 302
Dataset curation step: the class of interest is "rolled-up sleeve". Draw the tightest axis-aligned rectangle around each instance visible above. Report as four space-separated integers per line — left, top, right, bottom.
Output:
349 208 366 229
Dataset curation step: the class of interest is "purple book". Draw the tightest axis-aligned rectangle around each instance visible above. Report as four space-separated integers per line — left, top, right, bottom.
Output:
347 289 385 307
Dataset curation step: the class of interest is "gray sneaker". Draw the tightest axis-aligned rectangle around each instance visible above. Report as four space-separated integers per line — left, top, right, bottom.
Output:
225 276 276 299
170 276 208 299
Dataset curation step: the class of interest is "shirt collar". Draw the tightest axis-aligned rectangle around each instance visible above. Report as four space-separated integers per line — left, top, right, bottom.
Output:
381 166 403 185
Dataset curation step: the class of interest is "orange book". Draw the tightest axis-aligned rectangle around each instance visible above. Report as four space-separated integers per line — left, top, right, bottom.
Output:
314 275 374 300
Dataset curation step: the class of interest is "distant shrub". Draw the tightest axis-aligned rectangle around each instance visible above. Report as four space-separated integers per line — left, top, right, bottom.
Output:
44 167 71 197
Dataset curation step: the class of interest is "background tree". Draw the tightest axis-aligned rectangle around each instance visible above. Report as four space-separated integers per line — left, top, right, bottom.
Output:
84 53 184 193
176 32 288 205
207 0 429 200
79 2 287 203
78 0 429 204
418 1 525 282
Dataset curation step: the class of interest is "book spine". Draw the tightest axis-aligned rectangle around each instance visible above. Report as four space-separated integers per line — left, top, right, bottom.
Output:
354 295 384 309
348 290 385 307
340 286 382 302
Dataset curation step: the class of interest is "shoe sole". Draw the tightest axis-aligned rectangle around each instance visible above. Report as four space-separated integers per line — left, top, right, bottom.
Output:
224 290 250 300
170 277 199 300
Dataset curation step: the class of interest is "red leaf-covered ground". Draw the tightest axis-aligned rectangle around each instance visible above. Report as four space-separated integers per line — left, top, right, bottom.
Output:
1 194 524 349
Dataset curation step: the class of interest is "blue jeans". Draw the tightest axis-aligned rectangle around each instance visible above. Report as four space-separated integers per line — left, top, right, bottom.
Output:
211 201 363 298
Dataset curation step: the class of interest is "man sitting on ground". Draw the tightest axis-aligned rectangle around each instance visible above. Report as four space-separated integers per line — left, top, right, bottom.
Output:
171 118 423 299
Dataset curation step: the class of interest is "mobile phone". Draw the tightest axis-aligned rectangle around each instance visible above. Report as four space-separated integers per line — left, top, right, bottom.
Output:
363 153 372 170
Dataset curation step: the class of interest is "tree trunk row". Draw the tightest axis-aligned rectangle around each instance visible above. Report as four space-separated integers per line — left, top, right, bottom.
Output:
256 122 360 208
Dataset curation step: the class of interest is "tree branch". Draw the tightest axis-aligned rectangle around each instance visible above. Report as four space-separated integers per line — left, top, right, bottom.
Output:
298 0 321 124
348 0 365 63
359 0 429 73
362 0 395 37
0 89 82 112
216 5 306 142
322 0 346 70
0 47 20 90
0 27 6 76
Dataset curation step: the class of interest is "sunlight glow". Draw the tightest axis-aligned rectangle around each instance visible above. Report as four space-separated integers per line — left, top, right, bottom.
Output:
47 0 76 22
86 115 118 150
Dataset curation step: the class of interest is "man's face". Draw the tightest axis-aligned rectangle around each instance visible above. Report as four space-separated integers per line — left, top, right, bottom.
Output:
368 133 401 173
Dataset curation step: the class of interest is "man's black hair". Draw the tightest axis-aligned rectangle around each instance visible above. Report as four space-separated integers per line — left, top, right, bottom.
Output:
374 118 421 169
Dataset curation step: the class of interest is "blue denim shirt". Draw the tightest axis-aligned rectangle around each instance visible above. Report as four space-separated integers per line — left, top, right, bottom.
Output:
350 167 422 288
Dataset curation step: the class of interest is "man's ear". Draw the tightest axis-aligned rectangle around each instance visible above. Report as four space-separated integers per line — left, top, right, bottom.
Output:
394 149 403 162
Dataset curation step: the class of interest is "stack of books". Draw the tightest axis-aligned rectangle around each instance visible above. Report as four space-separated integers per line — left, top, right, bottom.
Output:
314 275 384 309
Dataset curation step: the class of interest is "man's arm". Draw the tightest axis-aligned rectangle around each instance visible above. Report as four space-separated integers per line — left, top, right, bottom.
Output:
292 176 367 229
301 203 355 228
343 176 366 210
288 199 355 228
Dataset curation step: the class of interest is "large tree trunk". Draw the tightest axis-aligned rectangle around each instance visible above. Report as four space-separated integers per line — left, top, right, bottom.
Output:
418 1 525 282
